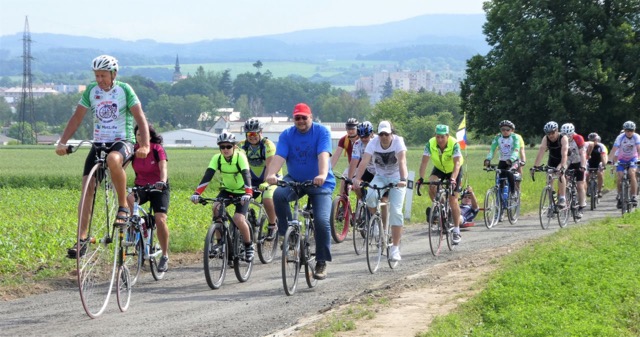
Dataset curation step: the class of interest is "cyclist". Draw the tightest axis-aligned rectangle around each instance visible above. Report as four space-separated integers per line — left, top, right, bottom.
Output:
609 121 640 207
484 120 521 199
459 186 480 228
585 132 608 198
331 118 359 194
348 121 376 200
532 121 569 207
561 123 587 218
127 124 170 272
265 103 335 280
416 124 464 244
353 121 408 262
237 118 280 238
190 132 255 262
56 54 150 258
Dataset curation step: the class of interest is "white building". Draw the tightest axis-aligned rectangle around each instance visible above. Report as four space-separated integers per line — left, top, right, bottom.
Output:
161 128 217 147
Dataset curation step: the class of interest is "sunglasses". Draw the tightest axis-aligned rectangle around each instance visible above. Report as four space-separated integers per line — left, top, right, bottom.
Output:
219 145 233 150
501 128 512 132
360 134 371 139
625 129 635 132
294 115 309 121
378 132 390 137
246 132 259 137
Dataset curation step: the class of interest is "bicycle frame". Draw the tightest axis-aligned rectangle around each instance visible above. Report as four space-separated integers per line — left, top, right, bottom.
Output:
360 182 397 273
417 179 455 256
531 165 569 229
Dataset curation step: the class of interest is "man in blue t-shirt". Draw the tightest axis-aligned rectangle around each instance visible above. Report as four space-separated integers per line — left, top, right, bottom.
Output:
265 102 335 280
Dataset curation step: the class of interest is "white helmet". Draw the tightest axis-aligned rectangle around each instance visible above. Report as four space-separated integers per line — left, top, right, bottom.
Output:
623 120 636 131
217 132 236 145
560 123 575 136
92 55 119 72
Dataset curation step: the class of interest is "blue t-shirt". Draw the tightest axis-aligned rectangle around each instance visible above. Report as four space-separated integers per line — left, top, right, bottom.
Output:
276 123 336 190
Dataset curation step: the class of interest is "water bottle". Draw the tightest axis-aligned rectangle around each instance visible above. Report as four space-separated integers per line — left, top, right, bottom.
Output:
502 185 509 203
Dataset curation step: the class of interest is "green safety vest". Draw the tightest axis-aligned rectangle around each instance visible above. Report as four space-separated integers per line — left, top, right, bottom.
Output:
428 137 463 173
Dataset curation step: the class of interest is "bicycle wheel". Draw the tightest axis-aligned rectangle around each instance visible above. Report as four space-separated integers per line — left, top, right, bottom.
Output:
428 204 444 256
507 190 521 224
483 188 500 229
115 264 131 312
539 187 553 230
366 215 383 274
149 223 165 281
304 220 318 288
352 203 367 255
557 188 570 228
203 223 227 290
123 224 142 286
589 180 597 210
621 181 630 215
281 226 301 296
257 213 278 264
570 190 581 224
233 228 253 283
329 196 350 243
76 164 118 318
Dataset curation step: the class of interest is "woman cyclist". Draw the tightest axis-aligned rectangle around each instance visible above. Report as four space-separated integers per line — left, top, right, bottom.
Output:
190 132 255 262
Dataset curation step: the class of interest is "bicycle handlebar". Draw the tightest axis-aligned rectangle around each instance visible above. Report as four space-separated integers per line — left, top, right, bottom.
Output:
198 195 243 206
416 179 451 197
529 165 563 182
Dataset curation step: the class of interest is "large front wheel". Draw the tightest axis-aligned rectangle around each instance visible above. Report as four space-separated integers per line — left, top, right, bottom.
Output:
203 223 226 290
483 188 500 229
365 215 383 274
329 197 350 243
77 164 118 319
282 226 301 296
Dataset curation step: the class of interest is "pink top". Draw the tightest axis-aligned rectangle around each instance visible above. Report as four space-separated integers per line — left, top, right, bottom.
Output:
132 143 168 186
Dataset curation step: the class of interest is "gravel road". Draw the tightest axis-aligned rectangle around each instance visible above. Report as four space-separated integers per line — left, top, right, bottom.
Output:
0 192 622 337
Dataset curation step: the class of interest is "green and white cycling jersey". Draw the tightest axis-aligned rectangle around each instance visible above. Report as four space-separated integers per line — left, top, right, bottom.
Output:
79 81 140 143
486 133 520 162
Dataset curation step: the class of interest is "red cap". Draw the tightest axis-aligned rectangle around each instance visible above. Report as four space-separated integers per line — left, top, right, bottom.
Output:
293 103 312 116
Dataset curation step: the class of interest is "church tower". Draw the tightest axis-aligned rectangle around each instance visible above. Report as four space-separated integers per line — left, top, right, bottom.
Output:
172 54 184 83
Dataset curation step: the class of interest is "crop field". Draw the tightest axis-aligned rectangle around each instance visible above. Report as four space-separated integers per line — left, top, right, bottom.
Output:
0 145 615 283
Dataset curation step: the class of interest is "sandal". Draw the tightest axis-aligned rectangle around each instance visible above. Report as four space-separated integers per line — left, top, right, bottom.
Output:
67 238 88 259
114 206 130 227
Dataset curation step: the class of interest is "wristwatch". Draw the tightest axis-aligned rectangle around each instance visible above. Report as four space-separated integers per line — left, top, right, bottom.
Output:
399 178 407 182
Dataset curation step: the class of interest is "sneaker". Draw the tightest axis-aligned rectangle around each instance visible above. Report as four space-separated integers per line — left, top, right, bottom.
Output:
244 244 254 262
265 223 277 241
157 255 169 272
576 207 584 220
67 239 88 259
452 232 462 244
632 196 638 206
314 262 327 280
557 197 566 208
389 245 402 262
597 191 603 198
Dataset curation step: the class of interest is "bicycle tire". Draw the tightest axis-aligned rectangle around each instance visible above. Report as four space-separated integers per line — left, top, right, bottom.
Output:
256 213 278 264
352 203 367 255
570 188 581 224
203 223 226 290
507 190 521 224
539 186 553 230
233 226 253 283
304 220 318 288
428 203 444 256
483 188 500 229
589 179 597 210
282 226 301 296
329 196 350 243
621 180 630 215
558 187 570 228
366 215 383 274
149 224 165 281
123 224 142 286
76 163 118 318
115 264 131 312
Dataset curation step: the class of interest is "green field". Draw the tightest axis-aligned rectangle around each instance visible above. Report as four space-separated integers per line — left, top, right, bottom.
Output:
131 60 393 79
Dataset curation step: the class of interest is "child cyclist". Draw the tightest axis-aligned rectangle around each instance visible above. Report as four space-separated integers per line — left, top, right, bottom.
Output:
190 132 255 262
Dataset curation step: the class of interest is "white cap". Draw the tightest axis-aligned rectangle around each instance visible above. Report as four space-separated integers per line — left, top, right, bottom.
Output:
378 120 392 134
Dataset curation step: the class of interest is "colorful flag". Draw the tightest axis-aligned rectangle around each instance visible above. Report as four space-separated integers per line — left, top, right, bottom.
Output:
456 116 467 149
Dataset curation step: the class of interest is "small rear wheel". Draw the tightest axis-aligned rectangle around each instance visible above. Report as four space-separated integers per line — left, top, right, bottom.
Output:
203 223 226 290
123 225 142 286
116 265 131 312
329 197 350 243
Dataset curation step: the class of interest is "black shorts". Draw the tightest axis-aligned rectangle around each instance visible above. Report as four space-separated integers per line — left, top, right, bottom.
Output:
430 167 464 193
136 184 170 214
82 141 134 176
217 190 249 215
567 163 585 181
548 158 561 170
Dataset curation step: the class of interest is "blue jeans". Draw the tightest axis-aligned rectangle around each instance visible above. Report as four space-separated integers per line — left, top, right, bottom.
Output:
273 175 332 263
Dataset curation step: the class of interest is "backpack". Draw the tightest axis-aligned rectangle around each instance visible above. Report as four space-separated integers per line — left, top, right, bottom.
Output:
241 138 268 161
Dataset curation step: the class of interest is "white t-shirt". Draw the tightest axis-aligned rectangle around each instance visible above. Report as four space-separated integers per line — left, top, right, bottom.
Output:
352 137 376 174
364 134 407 179
613 133 640 161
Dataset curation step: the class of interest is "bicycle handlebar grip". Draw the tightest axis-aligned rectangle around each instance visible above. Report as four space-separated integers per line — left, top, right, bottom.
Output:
65 145 74 154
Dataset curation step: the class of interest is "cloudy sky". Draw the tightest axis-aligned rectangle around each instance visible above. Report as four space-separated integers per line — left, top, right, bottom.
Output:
1 0 487 43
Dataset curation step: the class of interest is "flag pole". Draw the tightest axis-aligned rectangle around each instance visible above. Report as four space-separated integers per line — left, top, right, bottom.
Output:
456 114 469 188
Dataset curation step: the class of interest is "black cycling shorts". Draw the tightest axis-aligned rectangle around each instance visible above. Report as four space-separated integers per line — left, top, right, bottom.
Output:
135 184 170 214
82 141 134 176
430 167 464 193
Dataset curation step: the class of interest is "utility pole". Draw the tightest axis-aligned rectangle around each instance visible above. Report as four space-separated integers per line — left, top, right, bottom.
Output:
20 16 36 144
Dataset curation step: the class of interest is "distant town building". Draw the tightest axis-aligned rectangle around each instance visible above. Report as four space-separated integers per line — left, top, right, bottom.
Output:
0 86 59 103
172 55 187 83
356 69 463 104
